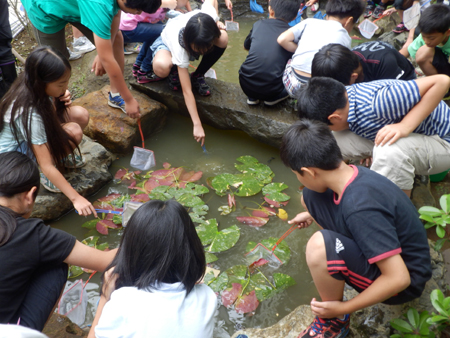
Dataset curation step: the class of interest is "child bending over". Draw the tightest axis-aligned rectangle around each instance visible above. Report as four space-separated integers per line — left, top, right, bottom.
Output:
281 120 431 338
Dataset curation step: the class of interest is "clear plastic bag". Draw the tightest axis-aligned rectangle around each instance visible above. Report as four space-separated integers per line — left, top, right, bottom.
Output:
130 147 155 171
58 280 88 326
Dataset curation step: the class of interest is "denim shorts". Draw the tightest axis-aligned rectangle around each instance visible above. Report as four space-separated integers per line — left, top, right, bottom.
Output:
150 36 170 59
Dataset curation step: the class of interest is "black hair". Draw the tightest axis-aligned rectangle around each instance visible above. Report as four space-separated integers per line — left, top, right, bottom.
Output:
418 4 450 34
0 152 40 246
325 0 365 22
296 77 347 125
269 0 302 22
124 0 162 14
280 119 343 174
311 43 360 86
106 200 206 295
184 13 221 56
0 46 78 171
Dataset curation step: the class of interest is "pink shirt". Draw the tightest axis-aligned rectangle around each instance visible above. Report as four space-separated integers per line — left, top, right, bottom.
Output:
120 9 165 31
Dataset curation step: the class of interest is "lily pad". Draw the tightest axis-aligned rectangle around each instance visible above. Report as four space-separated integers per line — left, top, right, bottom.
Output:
208 272 229 293
82 219 99 230
264 196 289 208
222 283 242 308
252 206 276 218
235 290 259 313
176 194 205 208
208 225 240 253
96 221 108 235
205 252 218 264
274 273 296 290
81 236 99 247
246 238 291 264
196 219 218 246
225 265 248 287
148 185 174 201
211 173 241 195
218 205 232 215
234 176 264 197
69 266 84 279
236 216 269 227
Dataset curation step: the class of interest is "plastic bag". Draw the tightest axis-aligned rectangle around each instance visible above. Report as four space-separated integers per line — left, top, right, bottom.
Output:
250 0 264 13
58 280 88 326
130 147 155 171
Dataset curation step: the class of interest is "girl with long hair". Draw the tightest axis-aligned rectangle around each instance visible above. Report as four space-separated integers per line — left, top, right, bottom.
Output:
0 46 96 216
89 200 217 338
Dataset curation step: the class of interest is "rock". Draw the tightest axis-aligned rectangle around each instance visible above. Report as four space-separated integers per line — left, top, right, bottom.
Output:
378 31 409 51
75 85 168 154
43 313 87 337
31 136 114 221
373 14 399 37
131 79 298 149
411 175 436 209
232 240 446 338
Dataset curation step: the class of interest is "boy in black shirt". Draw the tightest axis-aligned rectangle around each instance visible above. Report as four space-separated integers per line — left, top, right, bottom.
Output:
280 120 431 338
238 0 300 106
311 42 416 85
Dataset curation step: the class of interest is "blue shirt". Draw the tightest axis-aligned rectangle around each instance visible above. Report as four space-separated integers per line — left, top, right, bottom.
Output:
346 79 450 143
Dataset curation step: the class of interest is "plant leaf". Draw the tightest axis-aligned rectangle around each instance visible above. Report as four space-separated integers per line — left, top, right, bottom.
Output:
222 283 242 308
277 208 288 221
235 290 259 313
82 219 99 230
205 252 218 264
234 177 264 197
176 193 205 208
196 219 218 246
228 194 236 208
236 216 269 227
225 265 248 287
81 236 99 247
419 214 436 223
98 193 122 202
218 206 232 215
96 221 108 235
69 266 84 279
203 271 216 285
211 173 241 195
253 238 291 264
209 272 228 293
208 225 240 253
434 238 447 251
274 273 296 290
418 206 443 217
262 183 291 202
407 308 419 328
436 225 446 238
264 196 289 207
96 242 109 251
390 318 414 333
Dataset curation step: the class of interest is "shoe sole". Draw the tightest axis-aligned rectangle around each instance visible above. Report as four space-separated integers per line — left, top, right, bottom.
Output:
73 46 96 53
264 95 289 106
137 77 164 84
108 101 127 113
247 99 260 105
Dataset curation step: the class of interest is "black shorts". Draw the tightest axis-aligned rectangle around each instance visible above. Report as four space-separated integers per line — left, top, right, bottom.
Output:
321 229 420 305
432 47 450 76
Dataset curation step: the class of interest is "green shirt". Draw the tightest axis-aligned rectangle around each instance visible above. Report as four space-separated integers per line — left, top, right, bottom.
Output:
408 33 450 60
22 0 120 39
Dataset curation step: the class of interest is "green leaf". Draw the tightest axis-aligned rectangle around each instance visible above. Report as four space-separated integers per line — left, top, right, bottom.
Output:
192 204 209 216
262 183 291 202
407 308 419 328
250 272 276 301
246 241 257 252
424 222 436 229
209 272 228 292
81 236 99 247
68 266 84 279
208 225 240 253
112 214 122 225
185 182 209 195
434 238 448 251
419 214 436 223
196 219 218 246
225 265 248 287
148 185 173 201
211 173 241 195
436 225 446 238
96 242 109 251
82 219 99 229
235 162 274 184
439 195 450 214
205 252 218 264
218 205 232 215
235 155 259 164
390 335 402 338
431 300 449 316
390 318 414 333
204 271 216 285
234 177 264 197
428 315 449 324
431 289 445 305
274 273 296 290
443 296 450 308
418 206 443 217
176 193 205 207
248 238 291 264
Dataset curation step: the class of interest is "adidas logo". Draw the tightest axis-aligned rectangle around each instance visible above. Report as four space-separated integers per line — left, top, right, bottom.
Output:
336 238 345 254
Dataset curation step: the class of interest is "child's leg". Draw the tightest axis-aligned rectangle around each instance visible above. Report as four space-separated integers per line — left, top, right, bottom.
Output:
153 50 173 78
415 46 438 76
31 25 70 60
332 130 374 162
192 30 228 76
111 30 125 94
65 106 89 130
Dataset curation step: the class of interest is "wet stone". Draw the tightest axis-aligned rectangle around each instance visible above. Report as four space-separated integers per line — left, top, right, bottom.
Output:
42 313 87 337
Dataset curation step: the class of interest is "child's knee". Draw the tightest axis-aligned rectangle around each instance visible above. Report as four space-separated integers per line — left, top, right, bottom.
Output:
415 45 435 65
153 56 172 78
63 122 84 145
306 231 326 267
68 106 89 129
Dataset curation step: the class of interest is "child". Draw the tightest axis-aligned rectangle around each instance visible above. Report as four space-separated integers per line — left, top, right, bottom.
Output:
89 200 216 338
0 0 17 100
280 119 431 338
277 0 365 97
150 0 229 146
0 46 96 217
0 151 117 331
311 42 416 85
296 75 450 197
20 0 169 118
239 0 301 106
406 4 450 79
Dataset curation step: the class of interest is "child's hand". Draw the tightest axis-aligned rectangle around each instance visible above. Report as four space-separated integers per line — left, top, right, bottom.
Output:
91 55 106 76
383 7 396 16
74 196 98 218
162 0 178 9
305 0 317 6
59 90 73 106
375 123 409 146
217 21 226 30
288 212 313 229
193 124 205 146
310 298 346 318
359 157 372 167
225 0 232 10
125 98 141 118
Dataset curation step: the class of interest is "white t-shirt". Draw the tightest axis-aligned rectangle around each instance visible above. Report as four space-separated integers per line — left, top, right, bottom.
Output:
95 282 217 338
161 2 218 68
0 104 47 153
289 18 351 74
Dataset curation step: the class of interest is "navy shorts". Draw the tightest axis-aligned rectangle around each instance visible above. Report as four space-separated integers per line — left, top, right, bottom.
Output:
432 47 450 77
321 229 418 305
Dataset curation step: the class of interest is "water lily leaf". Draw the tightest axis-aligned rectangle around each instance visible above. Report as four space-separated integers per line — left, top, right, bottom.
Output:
264 196 289 208
82 219 99 230
178 170 203 187
176 194 205 208
112 214 122 225
249 258 269 273
222 283 242 308
99 219 120 229
82 236 99 247
246 241 258 252
218 205 232 215
277 209 288 221
273 273 296 290
69 266 84 279
196 219 218 246
111 195 131 208
114 168 128 180
225 265 248 287
130 193 150 203
250 272 277 301
98 193 121 202
252 206 276 218
163 162 171 169
208 225 240 253
206 177 214 189
236 155 259 164
246 238 291 264
205 252 218 264
175 184 209 198
204 270 216 285
209 272 228 293
263 182 290 202
192 204 209 215
235 290 259 314
97 242 109 251
148 185 173 201
211 173 241 195
234 176 264 197
152 167 183 181
236 216 269 227
235 163 274 184
96 221 108 235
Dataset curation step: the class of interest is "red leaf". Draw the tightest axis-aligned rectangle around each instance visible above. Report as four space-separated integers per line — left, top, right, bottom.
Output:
130 194 150 202
105 214 114 220
96 221 108 235
99 219 120 229
221 283 242 308
236 216 269 227
235 291 259 314
249 258 269 274
144 178 160 192
133 170 142 175
128 181 137 189
92 203 123 212
264 197 289 208
114 169 128 180
179 170 203 183
228 194 236 209
98 193 121 202
163 162 171 169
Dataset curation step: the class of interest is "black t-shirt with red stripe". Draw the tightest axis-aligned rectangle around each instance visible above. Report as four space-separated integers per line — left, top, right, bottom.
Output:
303 166 431 300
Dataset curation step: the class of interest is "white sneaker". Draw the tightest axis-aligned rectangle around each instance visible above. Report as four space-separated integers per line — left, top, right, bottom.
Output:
124 43 141 55
72 36 96 53
67 48 82 61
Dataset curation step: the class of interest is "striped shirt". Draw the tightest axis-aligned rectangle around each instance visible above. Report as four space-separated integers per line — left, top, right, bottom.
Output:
346 79 450 143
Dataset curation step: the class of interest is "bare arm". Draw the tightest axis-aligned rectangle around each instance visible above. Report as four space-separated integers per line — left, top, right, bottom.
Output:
64 241 117 272
277 29 298 53
33 144 97 217
178 67 205 146
375 75 450 146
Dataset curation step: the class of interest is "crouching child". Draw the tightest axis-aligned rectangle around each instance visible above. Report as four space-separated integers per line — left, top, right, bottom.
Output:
281 120 431 338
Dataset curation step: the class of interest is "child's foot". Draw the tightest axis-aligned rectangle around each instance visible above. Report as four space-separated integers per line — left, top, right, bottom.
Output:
264 95 289 106
64 153 86 169
124 43 141 55
191 73 211 96
298 315 350 338
40 173 61 193
67 48 82 61
168 69 181 91
364 4 374 17
108 92 126 113
247 97 260 105
137 70 164 84
72 37 96 54
393 22 409 33
372 5 385 18
132 64 140 78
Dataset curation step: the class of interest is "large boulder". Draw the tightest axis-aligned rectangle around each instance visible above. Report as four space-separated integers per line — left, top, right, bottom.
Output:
43 313 87 338
75 85 168 154
131 79 298 148
231 240 446 338
31 136 114 221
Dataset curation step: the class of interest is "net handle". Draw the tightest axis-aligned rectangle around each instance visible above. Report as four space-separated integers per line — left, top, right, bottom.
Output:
138 118 145 148
271 223 299 252
230 8 233 21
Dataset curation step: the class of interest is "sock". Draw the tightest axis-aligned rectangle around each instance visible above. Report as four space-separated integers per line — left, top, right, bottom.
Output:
110 92 120 97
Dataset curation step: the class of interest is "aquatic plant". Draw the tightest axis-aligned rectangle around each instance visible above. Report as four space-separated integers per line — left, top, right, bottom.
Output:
418 194 450 251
